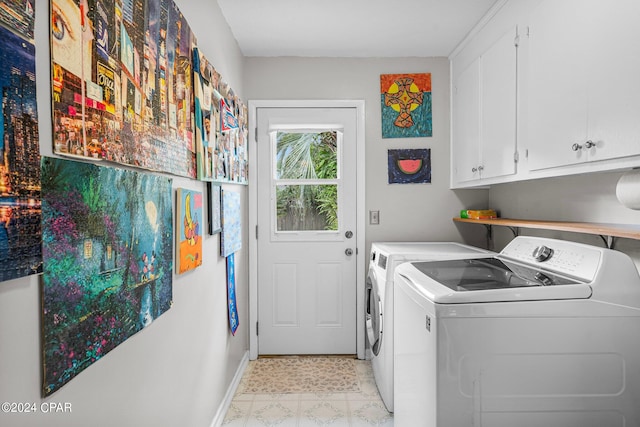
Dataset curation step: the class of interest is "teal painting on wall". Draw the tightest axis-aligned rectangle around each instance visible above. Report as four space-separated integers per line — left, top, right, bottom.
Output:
41 157 173 395
380 73 432 138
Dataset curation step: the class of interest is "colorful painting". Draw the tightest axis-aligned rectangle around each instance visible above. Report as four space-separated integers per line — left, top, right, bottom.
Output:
50 0 197 177
193 47 221 181
0 1 35 39
381 73 432 138
221 189 241 257
41 157 173 396
226 252 239 336
0 1 41 283
176 188 202 274
207 182 221 235
216 83 248 184
388 149 432 184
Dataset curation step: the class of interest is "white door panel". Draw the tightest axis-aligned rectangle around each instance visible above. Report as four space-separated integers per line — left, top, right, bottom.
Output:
257 107 357 355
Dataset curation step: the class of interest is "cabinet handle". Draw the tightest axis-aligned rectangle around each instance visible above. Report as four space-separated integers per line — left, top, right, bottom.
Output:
571 143 583 151
472 167 478 173
478 165 484 171
584 140 596 149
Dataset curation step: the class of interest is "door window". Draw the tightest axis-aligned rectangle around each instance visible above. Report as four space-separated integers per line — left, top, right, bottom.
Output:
271 130 342 238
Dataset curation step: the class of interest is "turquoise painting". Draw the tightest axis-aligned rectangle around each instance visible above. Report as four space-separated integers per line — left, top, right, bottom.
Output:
41 157 173 395
380 73 432 138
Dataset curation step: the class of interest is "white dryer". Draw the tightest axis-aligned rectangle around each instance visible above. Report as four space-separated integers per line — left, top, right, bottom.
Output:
394 236 640 427
365 242 494 412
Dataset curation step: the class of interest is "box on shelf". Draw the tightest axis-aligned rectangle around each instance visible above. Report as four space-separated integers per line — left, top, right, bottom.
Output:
460 209 497 220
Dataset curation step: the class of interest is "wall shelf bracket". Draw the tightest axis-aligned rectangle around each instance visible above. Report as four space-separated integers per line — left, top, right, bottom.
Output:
600 235 616 250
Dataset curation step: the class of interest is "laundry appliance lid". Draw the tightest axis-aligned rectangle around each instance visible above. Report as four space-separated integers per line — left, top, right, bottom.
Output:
371 242 494 272
396 257 593 304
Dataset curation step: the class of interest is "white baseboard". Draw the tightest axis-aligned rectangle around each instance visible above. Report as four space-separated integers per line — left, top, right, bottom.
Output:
210 350 250 427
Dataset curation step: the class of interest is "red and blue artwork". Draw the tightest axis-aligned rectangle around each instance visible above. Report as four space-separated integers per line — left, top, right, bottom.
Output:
381 73 432 138
388 149 431 184
220 98 239 132
41 157 173 395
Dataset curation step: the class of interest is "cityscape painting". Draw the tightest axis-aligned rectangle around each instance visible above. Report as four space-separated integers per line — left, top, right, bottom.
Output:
0 0 41 283
41 157 173 395
50 0 197 178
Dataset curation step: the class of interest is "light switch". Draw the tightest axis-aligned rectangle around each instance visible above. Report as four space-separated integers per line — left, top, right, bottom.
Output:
369 210 380 225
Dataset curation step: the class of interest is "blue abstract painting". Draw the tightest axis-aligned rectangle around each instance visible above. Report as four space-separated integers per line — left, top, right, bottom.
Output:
227 253 239 335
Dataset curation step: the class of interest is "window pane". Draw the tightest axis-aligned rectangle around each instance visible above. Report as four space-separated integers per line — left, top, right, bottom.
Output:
275 131 337 180
276 185 338 231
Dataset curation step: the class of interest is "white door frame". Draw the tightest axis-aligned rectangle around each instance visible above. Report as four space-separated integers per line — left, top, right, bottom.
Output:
248 99 366 360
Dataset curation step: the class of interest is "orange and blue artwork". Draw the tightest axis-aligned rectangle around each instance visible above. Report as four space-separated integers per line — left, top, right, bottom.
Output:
176 188 203 274
388 149 431 184
380 73 432 138
41 157 173 395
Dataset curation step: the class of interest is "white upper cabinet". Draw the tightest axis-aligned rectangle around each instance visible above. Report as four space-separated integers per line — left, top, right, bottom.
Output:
452 57 482 184
480 28 518 180
527 0 640 171
451 26 518 187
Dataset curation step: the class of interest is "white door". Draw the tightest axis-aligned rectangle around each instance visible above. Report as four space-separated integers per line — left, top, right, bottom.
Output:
256 107 358 355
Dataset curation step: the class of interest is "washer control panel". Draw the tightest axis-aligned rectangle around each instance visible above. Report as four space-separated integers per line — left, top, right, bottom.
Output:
501 237 602 282
532 245 554 262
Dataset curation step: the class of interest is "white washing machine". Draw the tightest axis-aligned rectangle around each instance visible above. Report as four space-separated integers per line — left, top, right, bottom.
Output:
365 242 494 412
393 236 640 427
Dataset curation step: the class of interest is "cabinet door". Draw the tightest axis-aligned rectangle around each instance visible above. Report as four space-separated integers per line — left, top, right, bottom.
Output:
452 58 481 184
527 0 589 171
586 0 640 162
481 27 518 180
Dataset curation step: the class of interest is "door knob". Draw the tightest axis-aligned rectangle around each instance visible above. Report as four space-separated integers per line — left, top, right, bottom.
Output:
345 248 354 256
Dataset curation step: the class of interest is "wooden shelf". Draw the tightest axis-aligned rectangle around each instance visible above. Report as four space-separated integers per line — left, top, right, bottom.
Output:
453 217 640 248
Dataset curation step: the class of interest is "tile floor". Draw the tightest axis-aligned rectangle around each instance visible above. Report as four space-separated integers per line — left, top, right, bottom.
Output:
222 358 393 426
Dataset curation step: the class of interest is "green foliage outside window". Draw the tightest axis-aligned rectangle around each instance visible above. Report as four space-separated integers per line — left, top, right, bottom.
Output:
276 131 338 231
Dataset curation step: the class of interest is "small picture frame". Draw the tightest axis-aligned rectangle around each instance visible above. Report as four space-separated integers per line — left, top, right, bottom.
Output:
207 182 222 235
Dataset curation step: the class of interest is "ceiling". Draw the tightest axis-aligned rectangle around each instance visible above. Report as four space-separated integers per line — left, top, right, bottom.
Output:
216 0 499 57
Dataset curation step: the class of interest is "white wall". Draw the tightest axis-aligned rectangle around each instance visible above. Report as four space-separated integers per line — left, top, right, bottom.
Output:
488 172 640 266
244 56 490 254
0 1 248 427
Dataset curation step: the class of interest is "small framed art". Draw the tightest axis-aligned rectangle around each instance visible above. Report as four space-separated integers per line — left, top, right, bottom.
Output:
207 182 222 235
